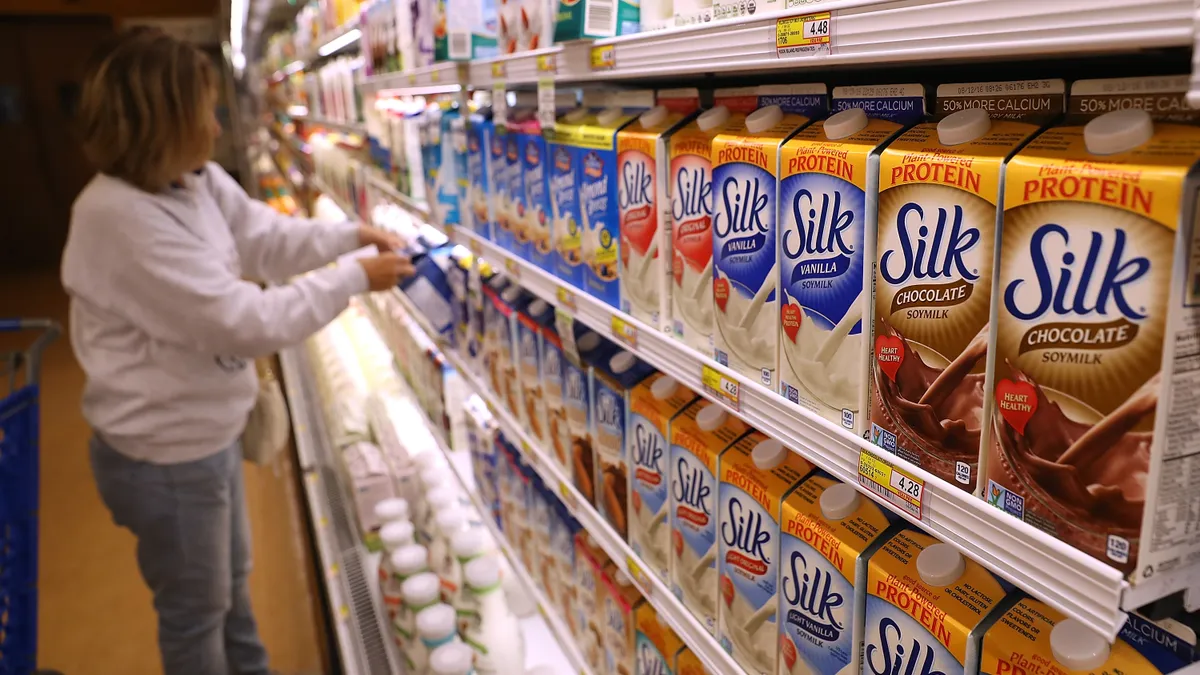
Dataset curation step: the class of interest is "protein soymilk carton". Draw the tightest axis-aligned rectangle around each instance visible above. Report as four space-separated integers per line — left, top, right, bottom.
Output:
628 373 700 583
871 80 1065 492
716 431 814 675
863 529 1012 675
618 89 702 332
984 76 1200 579
668 401 748 636
592 350 655 540
635 604 687 675
778 471 902 675
712 85 827 387
980 597 1198 675
778 86 924 434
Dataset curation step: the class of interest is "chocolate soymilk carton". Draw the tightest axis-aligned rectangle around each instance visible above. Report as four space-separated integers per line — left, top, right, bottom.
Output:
981 597 1198 675
618 89 702 332
985 76 1200 579
628 373 700 584
863 529 1012 675
778 472 902 675
540 316 571 472
716 432 814 675
778 86 924 435
635 604 687 675
712 85 827 388
592 350 656 540
871 80 1065 492
669 401 748 636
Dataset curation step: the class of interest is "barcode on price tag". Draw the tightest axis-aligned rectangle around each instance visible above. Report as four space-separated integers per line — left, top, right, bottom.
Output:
858 449 926 520
775 12 832 58
611 316 638 349
701 363 741 411
537 78 557 129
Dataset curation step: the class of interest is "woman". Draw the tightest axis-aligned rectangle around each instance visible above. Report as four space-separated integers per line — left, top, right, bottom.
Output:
60 29 411 675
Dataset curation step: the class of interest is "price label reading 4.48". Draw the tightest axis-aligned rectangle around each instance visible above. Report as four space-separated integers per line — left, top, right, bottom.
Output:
701 363 741 412
858 449 926 520
775 11 832 58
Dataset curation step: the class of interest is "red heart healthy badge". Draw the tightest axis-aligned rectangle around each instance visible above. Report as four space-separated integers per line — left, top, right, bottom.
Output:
713 277 730 314
875 335 904 382
781 304 801 343
994 379 1038 435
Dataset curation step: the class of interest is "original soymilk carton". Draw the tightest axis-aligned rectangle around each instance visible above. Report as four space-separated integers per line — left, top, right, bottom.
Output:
592 350 655 539
984 76 1200 580
628 374 700 583
980 597 1198 675
778 472 902 675
668 400 748 635
635 604 687 675
618 89 703 332
712 85 827 388
871 80 1064 492
777 86 924 434
716 432 814 675
863 529 1011 675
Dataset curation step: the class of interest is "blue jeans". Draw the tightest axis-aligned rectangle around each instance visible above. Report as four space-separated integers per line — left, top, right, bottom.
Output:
90 435 270 675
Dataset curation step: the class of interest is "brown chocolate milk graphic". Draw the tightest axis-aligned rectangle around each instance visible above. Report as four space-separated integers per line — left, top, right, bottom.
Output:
871 80 1064 492
986 76 1200 579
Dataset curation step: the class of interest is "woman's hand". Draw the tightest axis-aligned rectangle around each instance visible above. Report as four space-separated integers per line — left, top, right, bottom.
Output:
359 252 416 291
358 225 407 253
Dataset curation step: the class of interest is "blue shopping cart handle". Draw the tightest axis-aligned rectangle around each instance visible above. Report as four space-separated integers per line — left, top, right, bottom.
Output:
0 318 22 331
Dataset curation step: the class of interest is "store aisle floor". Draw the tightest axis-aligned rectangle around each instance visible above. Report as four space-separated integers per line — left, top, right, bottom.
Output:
1 270 328 675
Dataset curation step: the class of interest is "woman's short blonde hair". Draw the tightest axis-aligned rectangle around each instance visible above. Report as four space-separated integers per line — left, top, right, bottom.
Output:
79 28 218 192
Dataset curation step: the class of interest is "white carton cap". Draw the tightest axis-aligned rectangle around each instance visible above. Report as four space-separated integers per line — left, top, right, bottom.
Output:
451 528 487 558
380 520 416 550
639 105 669 128
374 498 410 523
465 555 501 590
696 403 727 431
610 351 636 374
429 643 475 674
401 572 442 605
746 104 783 134
916 543 965 586
391 544 430 575
1085 108 1154 155
421 467 451 490
1050 619 1112 670
937 108 991 146
819 483 861 521
697 105 731 131
651 376 679 400
751 438 787 470
825 108 868 140
598 107 624 125
577 331 601 352
416 603 458 640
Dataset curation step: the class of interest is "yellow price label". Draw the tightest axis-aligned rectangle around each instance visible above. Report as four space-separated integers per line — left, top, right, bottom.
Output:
536 54 557 74
775 12 833 57
469 238 483 256
339 604 350 620
407 72 417 85
701 363 741 412
558 481 578 510
610 315 638 350
625 555 653 598
430 69 440 83
556 286 576 311
858 450 925 520
319 516 328 529
491 61 507 78
504 257 521 278
590 45 616 71
328 563 339 577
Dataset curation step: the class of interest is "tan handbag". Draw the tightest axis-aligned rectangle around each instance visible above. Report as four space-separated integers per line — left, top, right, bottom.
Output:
243 358 291 465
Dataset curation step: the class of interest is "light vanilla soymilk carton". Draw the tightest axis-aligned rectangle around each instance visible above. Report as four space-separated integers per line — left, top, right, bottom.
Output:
984 76 1200 581
871 80 1064 492
777 85 925 435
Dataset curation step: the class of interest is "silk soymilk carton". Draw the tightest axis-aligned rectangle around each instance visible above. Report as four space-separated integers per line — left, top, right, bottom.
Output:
628 373 700 583
668 401 748 635
517 299 555 445
980 597 1198 675
716 431 814 675
568 330 621 506
540 315 571 473
467 104 495 239
777 471 902 675
618 89 702 332
576 532 611 673
592 350 655 540
635 604 687 675
871 80 1065 492
984 76 1200 580
602 571 647 675
712 85 827 388
863 529 1011 675
777 86 925 434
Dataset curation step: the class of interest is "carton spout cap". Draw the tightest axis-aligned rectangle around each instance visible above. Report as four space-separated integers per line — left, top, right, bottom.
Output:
819 483 861 521
697 105 730 131
598 107 624 125
751 438 786 470
937 108 991 146
564 107 589 123
1085 108 1154 155
824 108 869 140
746 104 783 134
609 350 636 374
916 543 965 586
651 376 680 400
577 331 601 352
639 105 669 129
1050 619 1112 670
696 403 727 431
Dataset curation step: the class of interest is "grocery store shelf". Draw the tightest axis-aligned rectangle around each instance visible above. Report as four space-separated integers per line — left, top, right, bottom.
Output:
278 346 403 675
270 125 312 167
309 174 361 222
361 62 468 95
297 115 368 135
364 170 433 223
308 17 362 63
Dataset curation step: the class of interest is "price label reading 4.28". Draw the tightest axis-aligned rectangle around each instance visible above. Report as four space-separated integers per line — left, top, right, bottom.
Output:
701 363 741 411
858 449 926 520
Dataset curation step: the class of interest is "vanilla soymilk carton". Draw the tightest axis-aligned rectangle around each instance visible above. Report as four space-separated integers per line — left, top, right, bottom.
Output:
635 604 687 674
778 472 902 675
618 89 702 332
980 597 1198 675
984 76 1200 580
863 529 1011 675
712 85 827 387
778 86 924 434
716 431 814 675
669 401 748 635
871 80 1064 492
628 373 699 583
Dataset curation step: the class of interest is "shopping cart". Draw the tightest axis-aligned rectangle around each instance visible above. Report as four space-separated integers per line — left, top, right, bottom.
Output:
0 319 60 675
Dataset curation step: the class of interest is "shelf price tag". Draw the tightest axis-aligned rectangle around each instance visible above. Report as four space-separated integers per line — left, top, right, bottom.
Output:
536 54 557 74
701 364 741 412
611 316 638 350
858 449 926 520
775 11 833 58
492 82 508 127
556 286 576 312
537 77 557 129
407 72 418 85
491 61 507 79
556 310 580 365
590 45 616 71
430 69 441 83
504 257 521 278
558 481 579 511
468 237 483 257
625 555 653 598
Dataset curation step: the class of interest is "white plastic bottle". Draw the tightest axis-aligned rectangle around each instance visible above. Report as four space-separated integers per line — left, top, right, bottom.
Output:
374 497 411 527
396 572 442 662
447 528 489 612
463 555 525 674
430 509 469 584
430 642 477 675
411 603 461 672
379 521 417 618
420 486 459 544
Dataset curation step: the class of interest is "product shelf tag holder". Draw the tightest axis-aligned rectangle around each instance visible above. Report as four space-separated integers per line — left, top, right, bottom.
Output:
775 11 833 58
556 286 576 312
610 316 638 350
492 83 508 127
504 257 521 278
556 310 580 365
625 555 653 598
537 78 557 129
857 449 926 520
590 45 616 71
558 480 579 511
491 61 506 79
701 364 741 412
